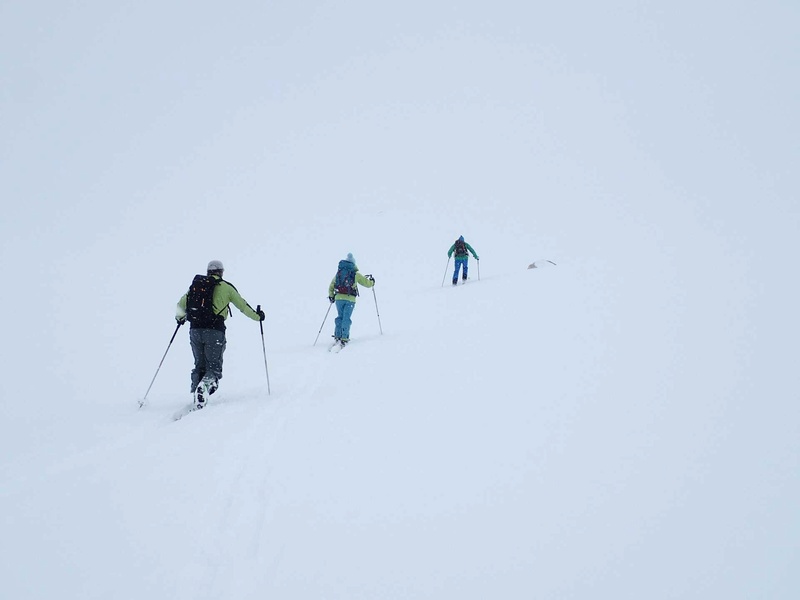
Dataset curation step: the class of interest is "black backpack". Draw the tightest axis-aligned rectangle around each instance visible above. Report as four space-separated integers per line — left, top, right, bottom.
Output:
334 260 358 296
186 274 225 328
454 238 467 256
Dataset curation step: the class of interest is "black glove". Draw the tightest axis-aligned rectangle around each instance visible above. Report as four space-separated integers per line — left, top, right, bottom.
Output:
328 296 335 304
176 316 186 325
366 274 375 284
256 309 265 322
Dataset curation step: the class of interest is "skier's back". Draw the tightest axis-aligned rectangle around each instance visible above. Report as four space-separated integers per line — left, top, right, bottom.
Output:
176 260 264 409
447 236 479 285
327 253 375 348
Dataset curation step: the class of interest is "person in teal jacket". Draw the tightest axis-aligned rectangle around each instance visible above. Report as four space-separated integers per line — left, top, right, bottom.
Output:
327 253 375 347
176 260 264 409
447 235 479 284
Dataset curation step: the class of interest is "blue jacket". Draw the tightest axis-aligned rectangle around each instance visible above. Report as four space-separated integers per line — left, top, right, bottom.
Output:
448 240 478 260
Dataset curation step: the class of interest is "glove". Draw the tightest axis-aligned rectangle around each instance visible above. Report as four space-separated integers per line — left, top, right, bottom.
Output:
256 309 265 322
366 274 375 284
328 296 335 304
475 256 480 261
176 316 186 325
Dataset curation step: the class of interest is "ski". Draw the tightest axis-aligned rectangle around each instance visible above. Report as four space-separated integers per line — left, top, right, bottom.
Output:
328 339 349 353
173 404 200 421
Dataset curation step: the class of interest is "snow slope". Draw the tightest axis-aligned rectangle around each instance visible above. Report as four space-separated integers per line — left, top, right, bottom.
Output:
2 253 798 599
2 1 798 598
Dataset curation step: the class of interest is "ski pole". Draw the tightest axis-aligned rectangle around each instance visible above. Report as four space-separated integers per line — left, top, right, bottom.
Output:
372 286 383 335
477 258 481 281
441 257 451 287
140 321 183 408
257 305 271 395
313 301 334 346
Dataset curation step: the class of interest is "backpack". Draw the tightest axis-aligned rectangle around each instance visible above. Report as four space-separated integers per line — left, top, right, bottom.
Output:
334 260 358 296
186 274 225 328
454 238 467 257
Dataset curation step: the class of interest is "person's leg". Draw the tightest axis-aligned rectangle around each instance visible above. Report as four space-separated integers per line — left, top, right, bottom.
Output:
338 300 355 341
452 260 461 284
334 301 344 339
189 328 206 393
195 329 225 407
462 259 469 280
202 329 226 392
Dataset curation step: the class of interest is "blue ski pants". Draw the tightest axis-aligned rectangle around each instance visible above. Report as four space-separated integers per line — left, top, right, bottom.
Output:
334 299 356 341
452 257 469 283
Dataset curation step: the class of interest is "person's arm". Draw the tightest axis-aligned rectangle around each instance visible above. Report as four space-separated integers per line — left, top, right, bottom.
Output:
447 243 456 258
176 294 188 321
356 272 374 288
222 282 261 321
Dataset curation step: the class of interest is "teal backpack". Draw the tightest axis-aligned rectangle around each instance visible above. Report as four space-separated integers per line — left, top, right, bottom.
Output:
334 260 358 296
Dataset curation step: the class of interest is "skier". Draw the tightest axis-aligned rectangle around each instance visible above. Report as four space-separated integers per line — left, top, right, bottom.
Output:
327 253 375 348
176 260 265 409
447 235 479 285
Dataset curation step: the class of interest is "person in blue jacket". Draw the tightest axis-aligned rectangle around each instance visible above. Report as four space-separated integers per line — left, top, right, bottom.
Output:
447 236 479 285
328 253 375 347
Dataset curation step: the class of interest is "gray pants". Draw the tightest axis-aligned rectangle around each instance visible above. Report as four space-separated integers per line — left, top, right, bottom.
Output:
189 328 226 393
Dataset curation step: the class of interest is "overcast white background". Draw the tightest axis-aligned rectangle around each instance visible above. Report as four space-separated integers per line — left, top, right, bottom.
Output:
1 1 798 598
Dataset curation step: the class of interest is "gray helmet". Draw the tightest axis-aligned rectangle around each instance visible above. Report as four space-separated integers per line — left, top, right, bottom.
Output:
207 259 224 273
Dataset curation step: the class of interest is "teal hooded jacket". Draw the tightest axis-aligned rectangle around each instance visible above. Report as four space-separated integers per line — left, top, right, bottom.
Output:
448 240 479 261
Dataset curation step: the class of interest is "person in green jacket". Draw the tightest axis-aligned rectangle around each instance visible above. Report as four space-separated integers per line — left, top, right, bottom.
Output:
327 253 375 348
176 260 264 409
447 235 479 285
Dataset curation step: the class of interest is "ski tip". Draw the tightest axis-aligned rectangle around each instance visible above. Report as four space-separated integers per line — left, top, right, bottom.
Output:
172 405 195 421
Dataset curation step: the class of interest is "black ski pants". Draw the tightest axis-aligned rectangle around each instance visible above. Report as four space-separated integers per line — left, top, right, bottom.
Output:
189 328 226 392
